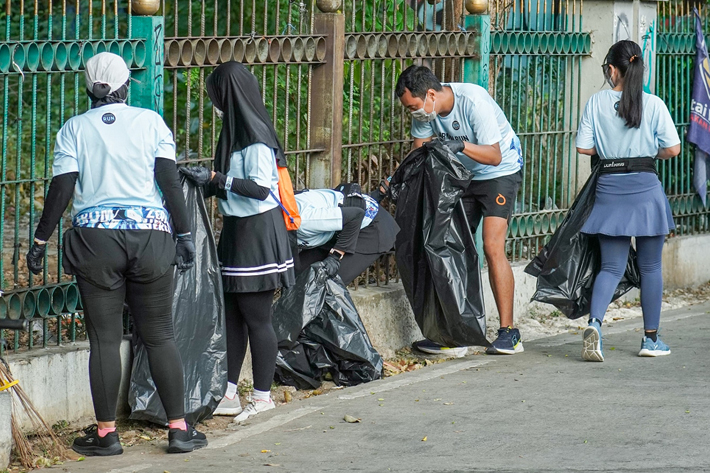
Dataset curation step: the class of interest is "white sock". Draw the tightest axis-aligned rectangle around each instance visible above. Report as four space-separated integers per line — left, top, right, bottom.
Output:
225 382 238 400
252 389 271 402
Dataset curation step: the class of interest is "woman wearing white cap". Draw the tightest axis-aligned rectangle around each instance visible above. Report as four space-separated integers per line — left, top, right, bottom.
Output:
26 52 206 455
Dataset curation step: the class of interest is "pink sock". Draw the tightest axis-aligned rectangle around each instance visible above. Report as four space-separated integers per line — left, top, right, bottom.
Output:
97 427 116 438
168 420 187 431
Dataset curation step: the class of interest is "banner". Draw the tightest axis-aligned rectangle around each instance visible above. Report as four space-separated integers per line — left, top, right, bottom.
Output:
688 8 710 205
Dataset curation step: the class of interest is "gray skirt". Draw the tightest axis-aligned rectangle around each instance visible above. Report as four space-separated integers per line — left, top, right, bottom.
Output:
581 173 675 237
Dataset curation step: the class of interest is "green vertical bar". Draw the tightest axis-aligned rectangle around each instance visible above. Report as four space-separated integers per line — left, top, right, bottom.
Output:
463 14 491 92
131 16 165 114
463 14 491 267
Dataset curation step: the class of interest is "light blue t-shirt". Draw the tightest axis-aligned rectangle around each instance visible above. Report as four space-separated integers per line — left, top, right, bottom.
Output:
576 90 680 158
295 189 344 248
410 83 523 181
52 103 176 217
218 143 280 218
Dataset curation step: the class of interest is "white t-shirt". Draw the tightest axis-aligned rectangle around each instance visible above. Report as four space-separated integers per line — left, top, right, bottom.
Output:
410 83 523 181
576 90 680 158
217 143 280 218
52 103 176 217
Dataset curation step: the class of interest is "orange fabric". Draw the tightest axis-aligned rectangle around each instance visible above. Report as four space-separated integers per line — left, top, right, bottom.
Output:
276 165 301 231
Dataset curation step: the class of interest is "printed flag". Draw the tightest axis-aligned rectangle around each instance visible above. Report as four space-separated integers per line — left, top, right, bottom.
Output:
688 8 710 205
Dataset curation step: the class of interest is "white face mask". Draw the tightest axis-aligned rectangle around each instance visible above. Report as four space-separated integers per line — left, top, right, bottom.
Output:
410 94 437 123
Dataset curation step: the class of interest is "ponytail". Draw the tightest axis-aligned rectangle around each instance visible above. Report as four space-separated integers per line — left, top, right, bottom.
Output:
605 40 644 129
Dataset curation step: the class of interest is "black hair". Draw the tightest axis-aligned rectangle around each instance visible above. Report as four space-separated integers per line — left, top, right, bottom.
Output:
395 65 443 100
605 40 644 129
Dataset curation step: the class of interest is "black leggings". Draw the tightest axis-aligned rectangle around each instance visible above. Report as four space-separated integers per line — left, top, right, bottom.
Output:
77 270 185 422
224 290 277 392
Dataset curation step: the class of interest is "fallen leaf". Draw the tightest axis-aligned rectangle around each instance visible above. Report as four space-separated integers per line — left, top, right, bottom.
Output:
284 391 292 403
443 402 453 406
343 415 361 423
686 410 690 414
264 464 281 467
275 442 281 445
379 403 384 407
77 457 85 462
610 347 616 351
584 440 588 444
434 398 442 401
329 426 335 429
140 435 152 440
377 398 385 401
261 450 271 453
422 436 427 442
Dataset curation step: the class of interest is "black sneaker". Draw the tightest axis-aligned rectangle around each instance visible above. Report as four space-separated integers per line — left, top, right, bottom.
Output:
486 327 524 355
72 425 123 456
167 424 208 453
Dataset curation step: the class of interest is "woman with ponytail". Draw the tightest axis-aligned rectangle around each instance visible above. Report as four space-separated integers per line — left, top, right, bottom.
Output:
576 40 681 362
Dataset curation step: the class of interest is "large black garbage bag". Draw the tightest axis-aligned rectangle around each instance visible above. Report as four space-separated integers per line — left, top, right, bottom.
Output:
129 178 227 425
524 166 640 319
389 140 488 347
273 266 383 390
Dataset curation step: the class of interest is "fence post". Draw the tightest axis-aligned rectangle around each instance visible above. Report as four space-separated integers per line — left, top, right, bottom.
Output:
462 6 491 266
131 15 165 115
309 5 345 189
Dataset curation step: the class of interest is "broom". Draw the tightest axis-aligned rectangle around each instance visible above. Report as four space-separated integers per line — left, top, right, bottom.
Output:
0 357 68 469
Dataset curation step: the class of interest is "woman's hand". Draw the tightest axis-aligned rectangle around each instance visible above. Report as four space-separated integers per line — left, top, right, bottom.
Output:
179 166 213 186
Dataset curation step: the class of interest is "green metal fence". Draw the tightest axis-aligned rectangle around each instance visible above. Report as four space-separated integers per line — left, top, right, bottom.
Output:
0 1 147 352
488 0 589 262
656 0 710 236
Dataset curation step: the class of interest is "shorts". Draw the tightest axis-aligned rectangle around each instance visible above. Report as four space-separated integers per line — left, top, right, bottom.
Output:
462 170 522 233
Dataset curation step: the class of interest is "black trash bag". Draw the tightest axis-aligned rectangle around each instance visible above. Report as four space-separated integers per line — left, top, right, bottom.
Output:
524 165 640 319
128 177 227 425
273 266 383 389
389 140 488 347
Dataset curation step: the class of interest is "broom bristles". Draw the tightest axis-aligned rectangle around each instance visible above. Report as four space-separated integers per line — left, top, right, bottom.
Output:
0 360 68 468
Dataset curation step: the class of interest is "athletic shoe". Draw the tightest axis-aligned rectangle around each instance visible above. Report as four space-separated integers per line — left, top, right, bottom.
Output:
72 425 123 457
411 339 468 358
582 319 604 362
167 424 208 453
234 398 276 424
638 334 671 357
486 327 524 355
213 394 243 416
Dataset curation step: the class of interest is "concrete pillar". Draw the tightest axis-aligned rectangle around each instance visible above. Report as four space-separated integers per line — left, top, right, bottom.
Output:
0 390 11 469
576 0 660 190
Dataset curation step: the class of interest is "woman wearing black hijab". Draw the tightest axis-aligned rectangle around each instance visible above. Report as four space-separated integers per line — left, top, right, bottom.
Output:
181 62 294 423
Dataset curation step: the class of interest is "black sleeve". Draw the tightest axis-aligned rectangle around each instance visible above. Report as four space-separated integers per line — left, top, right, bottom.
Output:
34 172 78 241
334 207 365 254
211 172 271 201
155 158 191 235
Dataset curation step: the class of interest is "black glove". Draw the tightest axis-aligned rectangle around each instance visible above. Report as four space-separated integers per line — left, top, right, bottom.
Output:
26 242 46 275
179 166 212 186
442 139 465 154
175 233 196 271
321 253 341 278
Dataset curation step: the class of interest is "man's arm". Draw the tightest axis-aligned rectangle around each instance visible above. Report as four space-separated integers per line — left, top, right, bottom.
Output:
460 142 503 166
412 136 433 150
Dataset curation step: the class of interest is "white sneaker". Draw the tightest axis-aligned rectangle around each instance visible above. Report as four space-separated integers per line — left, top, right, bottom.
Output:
234 398 275 423
213 395 242 416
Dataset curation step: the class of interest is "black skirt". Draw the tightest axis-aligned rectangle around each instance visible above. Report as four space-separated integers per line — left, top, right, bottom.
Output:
218 206 295 293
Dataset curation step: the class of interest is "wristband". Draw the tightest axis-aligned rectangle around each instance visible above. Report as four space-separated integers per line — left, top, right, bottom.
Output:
33 238 47 245
225 176 234 191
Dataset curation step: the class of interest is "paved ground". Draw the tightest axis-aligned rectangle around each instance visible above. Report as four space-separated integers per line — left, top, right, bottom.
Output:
54 302 710 473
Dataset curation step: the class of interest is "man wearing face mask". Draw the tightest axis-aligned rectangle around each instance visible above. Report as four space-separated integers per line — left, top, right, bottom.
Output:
395 65 524 356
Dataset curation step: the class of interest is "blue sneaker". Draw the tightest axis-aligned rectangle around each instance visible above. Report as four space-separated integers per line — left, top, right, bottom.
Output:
412 339 468 358
582 319 604 362
638 334 671 357
486 327 524 355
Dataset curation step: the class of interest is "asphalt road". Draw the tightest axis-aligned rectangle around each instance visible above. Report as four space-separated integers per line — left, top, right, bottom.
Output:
55 302 710 473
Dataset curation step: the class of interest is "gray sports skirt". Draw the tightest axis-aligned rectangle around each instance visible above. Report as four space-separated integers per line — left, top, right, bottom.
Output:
581 173 675 237
218 206 295 293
